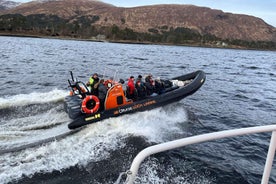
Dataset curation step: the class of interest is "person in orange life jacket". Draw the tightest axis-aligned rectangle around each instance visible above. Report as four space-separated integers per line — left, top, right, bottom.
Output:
127 76 136 99
87 73 100 95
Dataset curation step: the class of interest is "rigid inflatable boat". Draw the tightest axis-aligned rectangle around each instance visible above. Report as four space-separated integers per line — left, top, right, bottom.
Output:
65 70 206 129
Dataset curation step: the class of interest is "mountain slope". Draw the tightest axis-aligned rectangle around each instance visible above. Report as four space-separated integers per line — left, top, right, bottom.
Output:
2 0 115 18
0 0 20 10
1 0 275 45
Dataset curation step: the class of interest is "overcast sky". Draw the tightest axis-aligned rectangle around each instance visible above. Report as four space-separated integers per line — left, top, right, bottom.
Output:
12 0 276 27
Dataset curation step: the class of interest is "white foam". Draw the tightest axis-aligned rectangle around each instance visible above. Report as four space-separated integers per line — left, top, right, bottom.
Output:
101 107 187 143
0 104 189 183
0 89 68 109
136 157 215 183
0 106 70 149
0 125 125 183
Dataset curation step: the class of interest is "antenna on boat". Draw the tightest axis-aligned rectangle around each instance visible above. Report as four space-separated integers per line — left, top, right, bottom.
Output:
70 71 75 82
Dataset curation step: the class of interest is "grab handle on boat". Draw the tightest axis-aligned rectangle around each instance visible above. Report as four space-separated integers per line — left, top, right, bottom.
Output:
122 125 276 184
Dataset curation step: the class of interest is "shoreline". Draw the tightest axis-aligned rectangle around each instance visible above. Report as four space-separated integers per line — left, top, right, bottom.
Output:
1 32 275 51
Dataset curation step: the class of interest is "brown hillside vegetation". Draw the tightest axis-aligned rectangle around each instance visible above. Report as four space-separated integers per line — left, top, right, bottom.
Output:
1 0 275 48
4 0 115 18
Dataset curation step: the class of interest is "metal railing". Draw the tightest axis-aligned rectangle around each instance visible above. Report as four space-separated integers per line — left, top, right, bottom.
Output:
119 125 276 184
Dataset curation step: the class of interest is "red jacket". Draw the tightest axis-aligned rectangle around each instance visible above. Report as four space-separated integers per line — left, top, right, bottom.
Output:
127 78 135 94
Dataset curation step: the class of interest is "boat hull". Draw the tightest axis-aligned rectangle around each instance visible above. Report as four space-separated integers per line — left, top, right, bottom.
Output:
66 70 206 129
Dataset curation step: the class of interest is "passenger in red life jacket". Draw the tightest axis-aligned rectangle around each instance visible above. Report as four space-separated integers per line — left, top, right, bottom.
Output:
127 76 137 99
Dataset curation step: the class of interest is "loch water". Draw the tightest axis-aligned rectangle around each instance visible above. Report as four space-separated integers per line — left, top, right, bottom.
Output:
0 36 275 184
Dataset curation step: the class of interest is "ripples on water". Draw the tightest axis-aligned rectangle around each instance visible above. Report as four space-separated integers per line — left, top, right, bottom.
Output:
0 36 275 184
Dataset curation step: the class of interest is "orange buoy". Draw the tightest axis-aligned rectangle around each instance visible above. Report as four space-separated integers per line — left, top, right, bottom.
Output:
81 95 100 114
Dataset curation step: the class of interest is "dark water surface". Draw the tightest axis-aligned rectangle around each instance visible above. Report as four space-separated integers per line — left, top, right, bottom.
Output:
0 36 275 184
